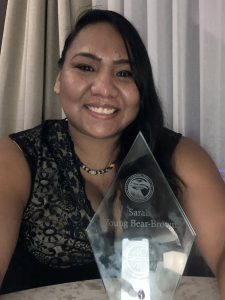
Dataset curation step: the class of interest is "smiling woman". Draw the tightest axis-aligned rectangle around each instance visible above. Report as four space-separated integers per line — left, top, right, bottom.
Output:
0 8 225 298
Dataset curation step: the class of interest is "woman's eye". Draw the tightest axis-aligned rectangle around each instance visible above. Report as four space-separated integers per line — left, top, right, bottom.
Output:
117 70 133 78
75 64 94 72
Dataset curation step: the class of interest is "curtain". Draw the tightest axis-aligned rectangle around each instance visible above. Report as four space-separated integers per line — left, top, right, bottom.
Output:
0 0 91 135
0 0 7 50
0 0 224 172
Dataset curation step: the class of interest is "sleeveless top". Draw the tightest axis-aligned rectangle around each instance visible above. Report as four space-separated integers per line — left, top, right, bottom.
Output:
1 119 182 294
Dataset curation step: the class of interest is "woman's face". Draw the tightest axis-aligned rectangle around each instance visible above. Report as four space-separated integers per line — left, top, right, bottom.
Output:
54 22 140 140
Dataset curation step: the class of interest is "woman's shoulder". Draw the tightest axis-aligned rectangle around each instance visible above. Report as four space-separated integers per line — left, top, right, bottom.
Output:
0 137 31 205
172 135 223 188
0 136 25 157
173 135 214 168
158 127 213 165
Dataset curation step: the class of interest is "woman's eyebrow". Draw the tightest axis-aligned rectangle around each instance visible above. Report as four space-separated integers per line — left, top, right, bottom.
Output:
71 52 131 65
113 58 131 65
72 52 101 62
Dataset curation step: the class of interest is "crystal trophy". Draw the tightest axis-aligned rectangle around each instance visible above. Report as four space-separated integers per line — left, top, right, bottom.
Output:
86 132 195 300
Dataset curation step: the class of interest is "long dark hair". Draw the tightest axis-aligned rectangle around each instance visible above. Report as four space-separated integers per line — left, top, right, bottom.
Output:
58 9 182 195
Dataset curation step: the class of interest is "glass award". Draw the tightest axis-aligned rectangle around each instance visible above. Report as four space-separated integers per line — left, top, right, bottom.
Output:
86 132 196 300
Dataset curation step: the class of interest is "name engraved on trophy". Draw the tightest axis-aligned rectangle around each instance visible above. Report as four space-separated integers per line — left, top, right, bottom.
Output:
128 207 151 217
106 218 177 230
107 219 129 229
130 220 177 229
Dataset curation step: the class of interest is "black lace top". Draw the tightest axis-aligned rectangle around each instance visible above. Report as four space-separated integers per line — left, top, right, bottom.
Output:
1 119 182 293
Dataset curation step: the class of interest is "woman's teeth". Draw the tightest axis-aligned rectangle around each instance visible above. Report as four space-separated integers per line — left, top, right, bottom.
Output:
87 106 116 115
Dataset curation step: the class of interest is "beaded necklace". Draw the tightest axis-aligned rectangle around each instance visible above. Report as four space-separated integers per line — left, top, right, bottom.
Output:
77 156 115 175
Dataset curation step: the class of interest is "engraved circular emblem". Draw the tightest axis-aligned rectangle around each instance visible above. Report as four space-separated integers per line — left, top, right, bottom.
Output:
123 242 149 278
125 174 154 202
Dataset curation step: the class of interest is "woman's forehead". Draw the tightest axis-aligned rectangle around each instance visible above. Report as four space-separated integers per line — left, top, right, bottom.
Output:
66 22 129 60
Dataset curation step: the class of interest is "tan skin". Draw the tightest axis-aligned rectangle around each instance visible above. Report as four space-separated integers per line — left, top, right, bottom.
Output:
0 22 225 298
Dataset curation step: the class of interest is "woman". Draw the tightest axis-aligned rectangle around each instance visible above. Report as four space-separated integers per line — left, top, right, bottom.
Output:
0 9 225 297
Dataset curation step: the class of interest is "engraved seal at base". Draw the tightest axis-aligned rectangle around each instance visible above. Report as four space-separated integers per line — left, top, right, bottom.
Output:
123 241 149 278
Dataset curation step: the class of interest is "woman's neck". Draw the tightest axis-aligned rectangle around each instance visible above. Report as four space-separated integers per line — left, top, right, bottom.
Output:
69 126 120 170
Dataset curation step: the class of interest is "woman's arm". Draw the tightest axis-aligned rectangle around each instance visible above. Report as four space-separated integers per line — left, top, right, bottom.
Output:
0 138 31 286
173 137 225 298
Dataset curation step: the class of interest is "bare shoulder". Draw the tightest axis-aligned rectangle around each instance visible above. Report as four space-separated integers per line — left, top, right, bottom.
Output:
172 136 224 188
0 136 31 207
0 136 28 171
0 137 24 159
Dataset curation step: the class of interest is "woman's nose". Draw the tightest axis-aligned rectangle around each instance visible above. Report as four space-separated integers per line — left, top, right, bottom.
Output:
90 71 118 98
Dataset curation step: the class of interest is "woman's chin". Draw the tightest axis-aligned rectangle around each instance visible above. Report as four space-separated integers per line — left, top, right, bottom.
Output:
68 121 122 140
85 127 122 140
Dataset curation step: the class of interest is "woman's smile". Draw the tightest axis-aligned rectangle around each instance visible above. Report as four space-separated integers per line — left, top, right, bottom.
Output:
85 104 117 115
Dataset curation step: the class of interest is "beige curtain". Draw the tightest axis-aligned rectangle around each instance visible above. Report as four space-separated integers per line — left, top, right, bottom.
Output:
146 0 225 171
0 0 91 136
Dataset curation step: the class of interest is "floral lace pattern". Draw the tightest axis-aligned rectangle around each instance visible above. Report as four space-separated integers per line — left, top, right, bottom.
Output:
10 120 95 268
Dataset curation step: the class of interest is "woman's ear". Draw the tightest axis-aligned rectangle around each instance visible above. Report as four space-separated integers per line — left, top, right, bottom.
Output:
54 72 61 94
